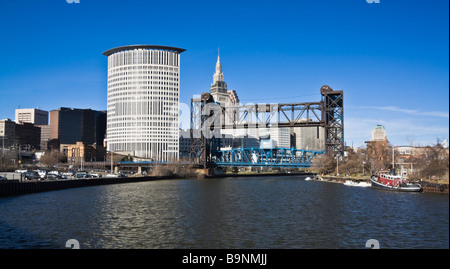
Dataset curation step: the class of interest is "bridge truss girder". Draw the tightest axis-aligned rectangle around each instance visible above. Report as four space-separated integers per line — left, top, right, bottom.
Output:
321 86 344 157
220 102 324 129
216 147 325 168
190 85 344 168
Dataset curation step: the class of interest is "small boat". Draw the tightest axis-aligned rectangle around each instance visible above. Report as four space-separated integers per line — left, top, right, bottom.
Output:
370 170 422 192
305 177 312 181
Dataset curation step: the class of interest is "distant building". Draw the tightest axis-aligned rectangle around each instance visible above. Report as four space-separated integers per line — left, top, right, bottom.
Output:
63 141 106 162
49 107 106 149
209 53 240 106
15 108 48 125
365 125 389 167
228 89 239 105
179 128 233 158
292 127 325 151
37 125 51 151
259 128 291 148
14 121 41 150
398 145 414 157
210 53 230 105
221 127 290 149
179 129 191 159
0 119 41 150
0 119 16 148
371 124 386 141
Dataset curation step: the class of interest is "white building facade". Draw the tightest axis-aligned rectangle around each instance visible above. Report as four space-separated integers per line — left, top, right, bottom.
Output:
371 124 386 141
15 108 48 125
103 45 185 161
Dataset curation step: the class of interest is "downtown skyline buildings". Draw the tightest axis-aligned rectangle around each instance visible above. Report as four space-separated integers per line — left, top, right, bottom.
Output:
0 0 448 149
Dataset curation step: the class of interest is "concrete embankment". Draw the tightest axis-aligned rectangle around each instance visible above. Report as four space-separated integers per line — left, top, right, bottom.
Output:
319 176 449 194
0 176 174 198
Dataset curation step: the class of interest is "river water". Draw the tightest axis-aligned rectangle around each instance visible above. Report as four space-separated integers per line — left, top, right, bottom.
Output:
0 176 448 249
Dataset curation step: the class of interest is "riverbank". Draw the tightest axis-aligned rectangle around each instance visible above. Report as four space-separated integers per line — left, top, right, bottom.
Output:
316 175 449 194
0 176 176 197
0 170 313 198
1 171 447 198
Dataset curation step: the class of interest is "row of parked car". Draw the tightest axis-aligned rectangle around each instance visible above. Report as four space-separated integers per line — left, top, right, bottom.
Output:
14 169 65 180
14 169 107 180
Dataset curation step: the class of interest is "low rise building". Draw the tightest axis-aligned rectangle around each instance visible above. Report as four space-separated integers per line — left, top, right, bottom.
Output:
63 141 106 162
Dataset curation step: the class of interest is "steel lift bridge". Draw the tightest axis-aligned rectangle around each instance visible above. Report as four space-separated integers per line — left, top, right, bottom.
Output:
190 85 343 170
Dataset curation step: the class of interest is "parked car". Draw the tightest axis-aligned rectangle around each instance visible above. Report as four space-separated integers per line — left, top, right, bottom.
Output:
75 171 90 179
106 173 127 178
46 174 58 180
47 171 66 179
0 175 7 181
48 170 62 177
34 170 47 179
22 172 40 180
63 171 75 177
15 169 27 173
89 172 102 178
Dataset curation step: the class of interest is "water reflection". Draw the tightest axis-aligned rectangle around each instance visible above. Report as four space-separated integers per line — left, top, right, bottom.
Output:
0 177 448 249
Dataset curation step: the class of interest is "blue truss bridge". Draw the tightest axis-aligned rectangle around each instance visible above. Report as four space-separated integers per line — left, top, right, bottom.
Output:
215 147 325 168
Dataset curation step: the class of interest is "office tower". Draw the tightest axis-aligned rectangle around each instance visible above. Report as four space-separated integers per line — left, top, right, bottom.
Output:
103 45 185 161
15 108 48 125
371 125 386 142
49 107 106 147
209 53 240 106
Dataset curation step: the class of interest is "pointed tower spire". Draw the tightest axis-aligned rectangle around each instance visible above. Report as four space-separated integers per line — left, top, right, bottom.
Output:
213 49 224 84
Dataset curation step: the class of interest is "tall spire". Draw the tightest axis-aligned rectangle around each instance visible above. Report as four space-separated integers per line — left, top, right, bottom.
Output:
213 49 224 84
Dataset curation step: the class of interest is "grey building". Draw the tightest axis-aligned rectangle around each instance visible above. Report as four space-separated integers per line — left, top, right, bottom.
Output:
0 119 16 149
36 125 51 151
49 107 106 148
14 121 41 150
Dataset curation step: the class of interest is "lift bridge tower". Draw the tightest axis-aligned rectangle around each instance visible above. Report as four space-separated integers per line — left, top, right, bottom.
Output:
190 85 343 169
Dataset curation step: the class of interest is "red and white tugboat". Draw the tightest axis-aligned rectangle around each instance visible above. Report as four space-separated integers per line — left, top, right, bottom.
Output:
371 170 423 192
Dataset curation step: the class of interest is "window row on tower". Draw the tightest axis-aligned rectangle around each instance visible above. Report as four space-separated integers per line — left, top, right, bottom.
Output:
108 49 180 69
108 69 179 79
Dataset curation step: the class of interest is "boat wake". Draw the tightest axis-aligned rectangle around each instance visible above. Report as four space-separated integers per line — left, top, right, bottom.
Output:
343 180 371 187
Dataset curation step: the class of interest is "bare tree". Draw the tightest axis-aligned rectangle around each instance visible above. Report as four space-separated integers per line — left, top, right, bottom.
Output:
311 154 336 175
412 140 449 181
40 151 66 168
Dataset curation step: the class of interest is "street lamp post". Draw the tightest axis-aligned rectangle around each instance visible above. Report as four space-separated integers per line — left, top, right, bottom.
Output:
111 151 113 174
336 154 339 176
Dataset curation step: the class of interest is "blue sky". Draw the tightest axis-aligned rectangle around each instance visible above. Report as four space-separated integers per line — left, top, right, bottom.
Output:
0 0 448 147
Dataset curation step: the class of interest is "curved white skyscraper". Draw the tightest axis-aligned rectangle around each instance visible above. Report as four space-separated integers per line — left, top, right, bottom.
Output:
103 45 186 161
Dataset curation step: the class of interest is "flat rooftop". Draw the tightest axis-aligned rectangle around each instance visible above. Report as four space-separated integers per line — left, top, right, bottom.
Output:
103 45 186 56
